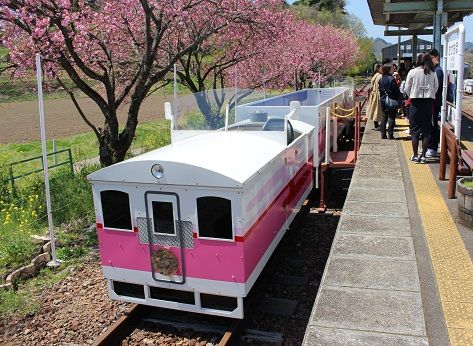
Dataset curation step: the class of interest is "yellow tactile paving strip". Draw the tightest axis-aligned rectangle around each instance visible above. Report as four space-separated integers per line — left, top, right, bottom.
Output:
399 121 473 345
461 140 473 151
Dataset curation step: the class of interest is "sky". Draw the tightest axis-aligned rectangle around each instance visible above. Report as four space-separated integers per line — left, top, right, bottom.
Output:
287 0 473 43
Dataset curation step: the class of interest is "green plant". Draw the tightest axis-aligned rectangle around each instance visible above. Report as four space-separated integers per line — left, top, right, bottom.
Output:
462 180 473 188
0 289 40 318
0 195 42 270
132 120 171 152
23 166 96 227
181 110 209 130
0 264 72 319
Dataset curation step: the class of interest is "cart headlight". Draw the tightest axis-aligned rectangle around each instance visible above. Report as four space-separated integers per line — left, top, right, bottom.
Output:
151 164 164 179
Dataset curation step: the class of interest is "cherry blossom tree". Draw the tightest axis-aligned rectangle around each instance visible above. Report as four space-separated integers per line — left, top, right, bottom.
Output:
174 0 291 127
0 0 276 165
233 20 358 91
175 10 357 127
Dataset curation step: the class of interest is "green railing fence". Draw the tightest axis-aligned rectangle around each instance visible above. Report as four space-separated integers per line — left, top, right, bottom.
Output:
4 148 73 194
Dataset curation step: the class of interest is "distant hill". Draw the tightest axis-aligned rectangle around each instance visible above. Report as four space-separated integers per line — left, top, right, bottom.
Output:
465 42 473 51
372 37 391 59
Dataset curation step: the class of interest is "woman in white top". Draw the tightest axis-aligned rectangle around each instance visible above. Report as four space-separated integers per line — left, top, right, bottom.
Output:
404 53 439 164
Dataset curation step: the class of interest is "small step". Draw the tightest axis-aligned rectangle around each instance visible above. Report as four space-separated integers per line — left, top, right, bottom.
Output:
242 329 283 345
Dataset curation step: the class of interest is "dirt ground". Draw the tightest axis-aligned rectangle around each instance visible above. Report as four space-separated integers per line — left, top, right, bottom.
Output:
0 93 172 144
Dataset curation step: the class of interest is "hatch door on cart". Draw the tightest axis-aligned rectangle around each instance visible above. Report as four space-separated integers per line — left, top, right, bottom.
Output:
143 191 190 284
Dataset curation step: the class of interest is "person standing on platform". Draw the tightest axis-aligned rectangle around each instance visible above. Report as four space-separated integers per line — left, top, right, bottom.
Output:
366 64 383 130
426 49 443 158
404 53 439 164
379 64 401 139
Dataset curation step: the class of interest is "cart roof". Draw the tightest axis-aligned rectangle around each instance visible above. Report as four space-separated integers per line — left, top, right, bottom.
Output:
87 131 286 188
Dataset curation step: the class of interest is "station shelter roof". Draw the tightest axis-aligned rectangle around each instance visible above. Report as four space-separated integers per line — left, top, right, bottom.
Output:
367 0 473 36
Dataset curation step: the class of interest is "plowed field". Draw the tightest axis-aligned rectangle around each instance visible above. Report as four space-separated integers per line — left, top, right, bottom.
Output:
0 94 171 144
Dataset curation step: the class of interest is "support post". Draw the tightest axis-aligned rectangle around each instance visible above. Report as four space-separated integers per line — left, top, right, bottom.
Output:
68 148 73 174
397 30 401 65
173 64 177 116
449 144 458 199
52 139 57 165
439 124 447 180
318 163 329 211
434 0 444 51
36 53 60 268
440 30 448 151
325 106 331 164
354 104 360 163
454 25 465 139
9 165 15 196
332 114 338 153
412 35 418 61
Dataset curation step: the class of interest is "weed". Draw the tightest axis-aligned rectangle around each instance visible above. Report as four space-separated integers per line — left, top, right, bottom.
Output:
133 120 171 152
0 195 41 270
0 264 73 319
0 289 40 318
22 166 95 227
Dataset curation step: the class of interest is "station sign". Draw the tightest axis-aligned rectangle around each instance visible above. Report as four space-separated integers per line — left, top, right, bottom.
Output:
446 38 461 71
441 23 465 140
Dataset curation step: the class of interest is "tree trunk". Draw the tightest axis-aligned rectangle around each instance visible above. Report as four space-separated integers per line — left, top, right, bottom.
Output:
97 127 128 167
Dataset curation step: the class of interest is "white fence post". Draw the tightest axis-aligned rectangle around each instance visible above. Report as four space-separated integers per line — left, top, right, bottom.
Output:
325 106 331 164
332 115 338 153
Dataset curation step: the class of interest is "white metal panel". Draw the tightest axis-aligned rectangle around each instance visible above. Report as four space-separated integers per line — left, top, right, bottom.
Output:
88 131 285 188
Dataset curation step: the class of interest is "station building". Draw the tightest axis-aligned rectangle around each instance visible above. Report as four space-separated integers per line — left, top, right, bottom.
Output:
381 38 435 63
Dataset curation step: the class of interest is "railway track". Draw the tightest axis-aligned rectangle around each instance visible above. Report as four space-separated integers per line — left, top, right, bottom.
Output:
91 191 341 346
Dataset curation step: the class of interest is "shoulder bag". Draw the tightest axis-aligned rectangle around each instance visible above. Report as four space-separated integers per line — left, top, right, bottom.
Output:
381 77 400 110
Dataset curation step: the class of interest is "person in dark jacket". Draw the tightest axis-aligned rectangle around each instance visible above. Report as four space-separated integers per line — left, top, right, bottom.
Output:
426 49 444 157
379 64 401 139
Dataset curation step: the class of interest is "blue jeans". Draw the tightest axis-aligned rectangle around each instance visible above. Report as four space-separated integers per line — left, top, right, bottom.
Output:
381 109 396 137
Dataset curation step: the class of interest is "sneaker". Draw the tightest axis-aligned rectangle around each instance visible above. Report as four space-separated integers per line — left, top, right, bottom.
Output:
419 156 427 164
410 155 419 163
425 149 439 158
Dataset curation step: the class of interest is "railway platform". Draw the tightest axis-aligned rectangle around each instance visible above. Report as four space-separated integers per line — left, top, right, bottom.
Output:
303 120 473 346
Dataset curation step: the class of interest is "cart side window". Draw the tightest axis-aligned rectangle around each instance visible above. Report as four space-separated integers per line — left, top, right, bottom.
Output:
100 190 132 230
197 197 232 240
152 201 175 235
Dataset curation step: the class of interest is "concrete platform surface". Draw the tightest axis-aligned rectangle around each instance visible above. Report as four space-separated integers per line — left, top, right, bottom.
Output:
303 123 433 345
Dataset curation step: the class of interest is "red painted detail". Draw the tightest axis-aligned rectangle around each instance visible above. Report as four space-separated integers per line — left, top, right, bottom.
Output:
193 232 198 238
235 236 244 242
96 223 103 229
133 226 139 233
242 155 313 242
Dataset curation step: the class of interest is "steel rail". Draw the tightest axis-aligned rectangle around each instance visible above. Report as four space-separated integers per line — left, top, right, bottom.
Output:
92 304 145 346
